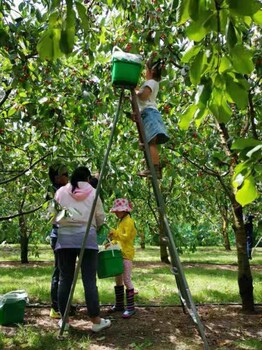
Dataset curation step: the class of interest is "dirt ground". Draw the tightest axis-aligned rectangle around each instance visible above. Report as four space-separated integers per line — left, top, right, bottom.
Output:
1 303 262 350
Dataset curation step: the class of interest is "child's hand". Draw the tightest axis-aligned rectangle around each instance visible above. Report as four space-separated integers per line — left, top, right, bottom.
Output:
104 242 111 249
107 233 113 240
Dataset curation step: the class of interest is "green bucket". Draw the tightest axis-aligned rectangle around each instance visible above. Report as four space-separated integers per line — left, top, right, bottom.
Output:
0 290 28 325
111 47 143 87
97 249 124 279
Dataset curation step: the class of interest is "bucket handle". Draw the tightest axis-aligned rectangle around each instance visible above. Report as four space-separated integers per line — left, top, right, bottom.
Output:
107 239 115 257
112 46 123 54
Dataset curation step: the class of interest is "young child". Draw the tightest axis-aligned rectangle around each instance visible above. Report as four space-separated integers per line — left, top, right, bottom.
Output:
108 198 137 318
136 56 169 179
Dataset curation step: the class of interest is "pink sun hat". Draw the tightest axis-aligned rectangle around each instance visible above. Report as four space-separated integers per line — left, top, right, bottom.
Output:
110 198 133 213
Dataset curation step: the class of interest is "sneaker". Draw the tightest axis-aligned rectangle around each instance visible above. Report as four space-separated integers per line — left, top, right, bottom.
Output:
122 309 136 319
58 319 70 331
92 318 111 333
50 308 60 319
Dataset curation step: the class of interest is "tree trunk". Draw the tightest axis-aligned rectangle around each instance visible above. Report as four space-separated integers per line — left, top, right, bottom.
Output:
19 215 29 264
215 121 255 312
232 202 254 312
139 231 145 249
222 216 231 251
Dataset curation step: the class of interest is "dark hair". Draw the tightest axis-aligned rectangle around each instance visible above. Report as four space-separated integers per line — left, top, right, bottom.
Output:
70 166 91 192
48 162 68 186
89 176 98 189
146 57 164 82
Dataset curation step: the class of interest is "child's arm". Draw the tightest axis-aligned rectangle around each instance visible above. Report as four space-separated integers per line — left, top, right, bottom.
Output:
136 86 152 101
110 220 134 241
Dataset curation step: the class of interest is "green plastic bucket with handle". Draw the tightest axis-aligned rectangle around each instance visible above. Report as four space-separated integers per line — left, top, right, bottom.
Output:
112 47 143 87
97 247 124 279
0 290 28 325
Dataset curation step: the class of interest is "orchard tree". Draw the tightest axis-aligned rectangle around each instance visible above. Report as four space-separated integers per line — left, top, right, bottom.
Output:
172 0 261 311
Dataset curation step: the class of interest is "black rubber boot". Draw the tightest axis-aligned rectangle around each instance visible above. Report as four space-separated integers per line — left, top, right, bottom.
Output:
108 285 125 313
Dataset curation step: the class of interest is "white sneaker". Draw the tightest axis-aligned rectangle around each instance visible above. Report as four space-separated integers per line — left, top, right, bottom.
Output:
92 318 111 333
58 319 70 331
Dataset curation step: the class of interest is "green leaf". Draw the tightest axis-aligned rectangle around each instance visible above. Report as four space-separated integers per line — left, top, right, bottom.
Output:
0 28 9 46
189 51 205 84
59 6 76 54
181 46 201 63
235 175 259 206
176 0 190 25
234 162 247 176
208 89 232 123
225 75 249 109
195 82 212 107
75 1 89 33
230 45 254 74
8 107 16 117
219 56 232 73
253 9 262 24
226 20 237 50
99 26 106 45
62 26 75 53
50 0 62 10
186 19 209 42
194 108 208 127
178 105 198 130
188 0 199 21
228 0 261 17
231 138 262 150
49 10 61 27
37 28 63 61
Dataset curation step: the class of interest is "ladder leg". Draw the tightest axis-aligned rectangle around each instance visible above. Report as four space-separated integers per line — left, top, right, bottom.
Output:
58 88 125 338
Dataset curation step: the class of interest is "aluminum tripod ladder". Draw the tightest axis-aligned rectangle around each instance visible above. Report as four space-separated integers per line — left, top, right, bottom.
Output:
58 87 209 350
128 88 209 350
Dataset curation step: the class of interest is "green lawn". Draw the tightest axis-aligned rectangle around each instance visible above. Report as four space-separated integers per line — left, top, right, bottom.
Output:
1 244 262 350
1 245 261 305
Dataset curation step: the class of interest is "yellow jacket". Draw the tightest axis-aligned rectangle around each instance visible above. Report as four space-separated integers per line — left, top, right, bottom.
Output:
111 214 136 260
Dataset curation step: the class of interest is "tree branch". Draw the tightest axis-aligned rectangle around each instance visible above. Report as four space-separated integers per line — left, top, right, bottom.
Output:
0 203 44 221
0 152 52 185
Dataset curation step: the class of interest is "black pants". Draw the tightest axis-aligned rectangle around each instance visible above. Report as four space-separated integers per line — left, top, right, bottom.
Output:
57 248 100 318
50 231 59 311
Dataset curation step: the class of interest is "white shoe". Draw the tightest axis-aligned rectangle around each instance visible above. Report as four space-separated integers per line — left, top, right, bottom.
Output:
92 318 111 333
58 319 70 331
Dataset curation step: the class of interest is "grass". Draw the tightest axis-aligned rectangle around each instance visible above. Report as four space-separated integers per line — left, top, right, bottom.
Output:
0 325 93 350
0 245 262 305
0 245 261 350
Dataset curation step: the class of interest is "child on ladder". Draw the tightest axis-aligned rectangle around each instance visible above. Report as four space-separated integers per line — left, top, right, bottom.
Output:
135 55 169 179
107 198 137 318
